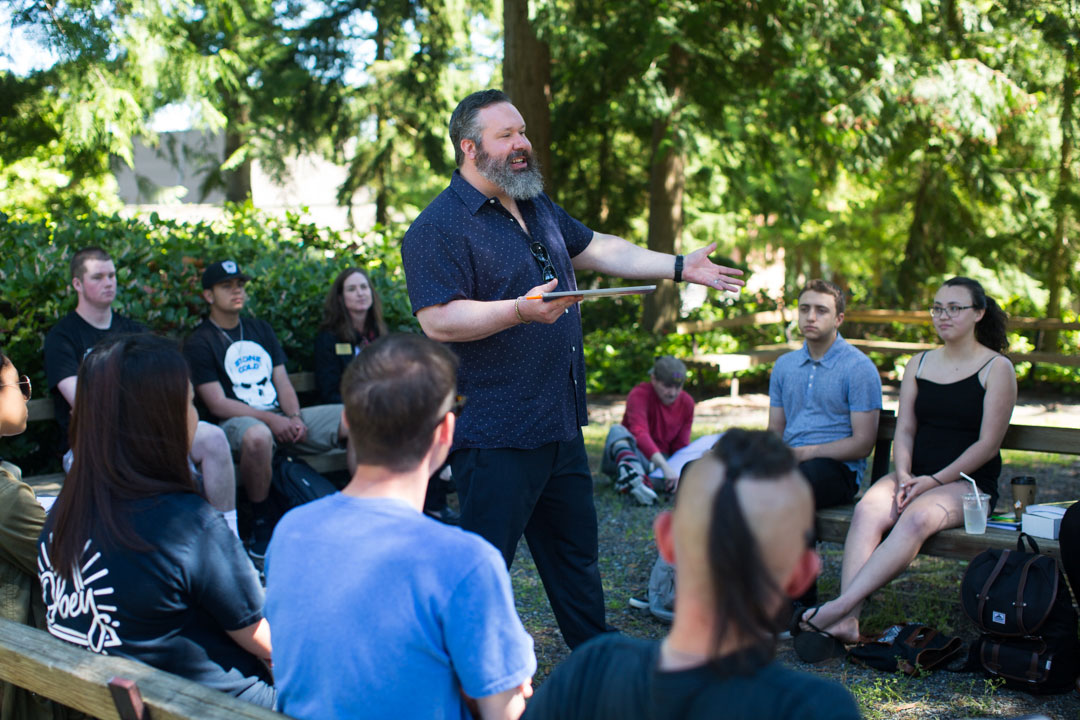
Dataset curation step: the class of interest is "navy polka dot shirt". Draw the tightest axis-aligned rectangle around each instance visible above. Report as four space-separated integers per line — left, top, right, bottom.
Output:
402 170 592 450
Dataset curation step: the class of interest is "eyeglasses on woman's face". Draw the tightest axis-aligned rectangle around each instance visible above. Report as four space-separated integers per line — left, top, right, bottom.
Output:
0 375 31 401
929 304 974 319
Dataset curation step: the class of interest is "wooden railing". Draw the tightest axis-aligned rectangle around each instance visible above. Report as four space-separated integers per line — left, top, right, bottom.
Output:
0 618 287 720
677 309 1080 334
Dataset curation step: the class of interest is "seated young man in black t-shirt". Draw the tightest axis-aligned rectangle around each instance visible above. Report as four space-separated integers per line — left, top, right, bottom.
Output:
183 260 347 562
43 246 239 534
523 430 861 720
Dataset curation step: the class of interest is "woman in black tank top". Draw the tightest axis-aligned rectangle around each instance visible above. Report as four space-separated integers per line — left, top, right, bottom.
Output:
800 278 1016 645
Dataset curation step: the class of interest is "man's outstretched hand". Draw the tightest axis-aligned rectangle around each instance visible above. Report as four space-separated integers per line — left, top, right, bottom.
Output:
681 243 745 293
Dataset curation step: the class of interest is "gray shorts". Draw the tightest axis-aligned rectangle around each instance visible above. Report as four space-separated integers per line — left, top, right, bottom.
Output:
220 404 344 455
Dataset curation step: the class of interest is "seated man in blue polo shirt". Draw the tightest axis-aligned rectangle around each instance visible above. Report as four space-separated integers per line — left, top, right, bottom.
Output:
767 279 881 511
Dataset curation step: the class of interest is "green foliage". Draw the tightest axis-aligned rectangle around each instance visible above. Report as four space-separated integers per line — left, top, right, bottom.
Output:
0 205 416 387
0 205 416 471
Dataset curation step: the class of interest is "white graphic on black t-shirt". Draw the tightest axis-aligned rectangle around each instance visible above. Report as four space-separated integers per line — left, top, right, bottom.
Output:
38 537 123 653
224 340 278 410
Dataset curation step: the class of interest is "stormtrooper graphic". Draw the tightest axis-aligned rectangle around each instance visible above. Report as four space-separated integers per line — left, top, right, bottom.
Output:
224 339 278 410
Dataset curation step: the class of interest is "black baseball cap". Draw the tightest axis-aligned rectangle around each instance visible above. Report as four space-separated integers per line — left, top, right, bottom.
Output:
201 260 251 289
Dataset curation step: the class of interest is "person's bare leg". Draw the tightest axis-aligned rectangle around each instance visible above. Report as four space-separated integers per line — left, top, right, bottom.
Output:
808 484 967 642
240 424 274 503
192 421 236 512
802 477 898 640
240 423 275 558
839 476 901 591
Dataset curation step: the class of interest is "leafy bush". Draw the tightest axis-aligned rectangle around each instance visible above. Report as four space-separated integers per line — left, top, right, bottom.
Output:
0 205 417 470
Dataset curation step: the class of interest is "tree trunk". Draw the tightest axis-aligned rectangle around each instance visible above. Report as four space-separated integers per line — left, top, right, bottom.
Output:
898 165 935 307
641 114 685 334
223 99 252 203
503 0 552 186
1042 44 1075 352
642 44 688 334
374 24 388 227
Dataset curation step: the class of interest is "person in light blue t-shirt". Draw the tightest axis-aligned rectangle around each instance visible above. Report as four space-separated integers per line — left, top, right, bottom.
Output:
768 279 882 509
265 333 536 720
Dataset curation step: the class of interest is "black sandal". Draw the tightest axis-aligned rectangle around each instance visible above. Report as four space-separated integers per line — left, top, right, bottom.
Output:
793 606 848 663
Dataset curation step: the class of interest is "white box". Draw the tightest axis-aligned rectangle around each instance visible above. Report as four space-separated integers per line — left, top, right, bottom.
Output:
1022 511 1062 540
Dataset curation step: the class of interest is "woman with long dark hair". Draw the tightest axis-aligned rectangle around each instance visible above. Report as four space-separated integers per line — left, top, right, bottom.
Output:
38 334 275 707
314 268 387 404
800 277 1016 647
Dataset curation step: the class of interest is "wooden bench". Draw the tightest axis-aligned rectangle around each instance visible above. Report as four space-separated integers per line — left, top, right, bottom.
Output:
813 413 1080 561
21 371 348 496
0 618 286 720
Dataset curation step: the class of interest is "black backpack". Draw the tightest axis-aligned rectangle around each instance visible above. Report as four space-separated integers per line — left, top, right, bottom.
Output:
270 451 337 517
960 533 1080 694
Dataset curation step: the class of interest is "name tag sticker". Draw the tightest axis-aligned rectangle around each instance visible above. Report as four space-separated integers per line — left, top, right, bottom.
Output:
335 343 352 356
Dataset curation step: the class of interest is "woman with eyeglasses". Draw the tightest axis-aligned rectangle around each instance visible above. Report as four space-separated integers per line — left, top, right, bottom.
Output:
314 267 388 405
799 277 1016 647
37 335 275 707
0 351 60 720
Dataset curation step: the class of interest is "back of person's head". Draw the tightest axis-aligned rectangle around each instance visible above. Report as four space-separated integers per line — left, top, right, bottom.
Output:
941 276 1008 353
798 279 845 315
449 89 512 166
70 246 112 281
341 333 459 472
320 267 388 341
673 429 813 665
49 333 198 580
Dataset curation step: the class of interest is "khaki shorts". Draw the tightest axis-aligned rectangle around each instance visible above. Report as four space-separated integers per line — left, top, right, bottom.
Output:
220 404 344 455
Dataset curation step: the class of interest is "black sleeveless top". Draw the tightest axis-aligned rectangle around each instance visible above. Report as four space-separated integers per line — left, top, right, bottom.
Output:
912 354 1001 506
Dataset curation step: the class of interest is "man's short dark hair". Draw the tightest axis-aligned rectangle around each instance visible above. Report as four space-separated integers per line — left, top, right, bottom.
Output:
341 333 459 472
449 89 512 166
70 247 113 281
798 279 845 315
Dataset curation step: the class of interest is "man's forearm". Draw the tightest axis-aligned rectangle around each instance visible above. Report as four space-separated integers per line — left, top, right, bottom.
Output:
795 435 873 463
275 384 302 417
571 233 673 278
418 299 520 343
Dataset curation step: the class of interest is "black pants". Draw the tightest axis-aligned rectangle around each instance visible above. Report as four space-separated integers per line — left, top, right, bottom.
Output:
450 432 607 649
799 457 859 509
795 457 859 607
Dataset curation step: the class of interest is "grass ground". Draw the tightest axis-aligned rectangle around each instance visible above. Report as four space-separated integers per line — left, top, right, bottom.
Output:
509 410 1080 719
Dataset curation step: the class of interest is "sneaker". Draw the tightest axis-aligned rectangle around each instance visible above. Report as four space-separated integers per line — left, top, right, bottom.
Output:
627 474 658 506
246 536 267 570
615 463 658 505
246 517 272 570
424 507 461 526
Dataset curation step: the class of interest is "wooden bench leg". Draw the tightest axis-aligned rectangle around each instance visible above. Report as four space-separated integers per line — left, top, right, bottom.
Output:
108 677 148 720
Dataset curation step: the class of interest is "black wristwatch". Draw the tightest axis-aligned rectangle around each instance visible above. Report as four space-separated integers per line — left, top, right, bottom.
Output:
673 254 684 283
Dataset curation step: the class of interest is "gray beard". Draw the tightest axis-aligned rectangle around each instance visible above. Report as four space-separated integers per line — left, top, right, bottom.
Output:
475 143 544 200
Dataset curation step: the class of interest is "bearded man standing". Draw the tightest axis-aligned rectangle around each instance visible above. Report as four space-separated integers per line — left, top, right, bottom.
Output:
401 89 745 649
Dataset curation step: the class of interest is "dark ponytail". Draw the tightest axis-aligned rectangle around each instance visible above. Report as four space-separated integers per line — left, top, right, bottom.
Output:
942 277 1008 353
